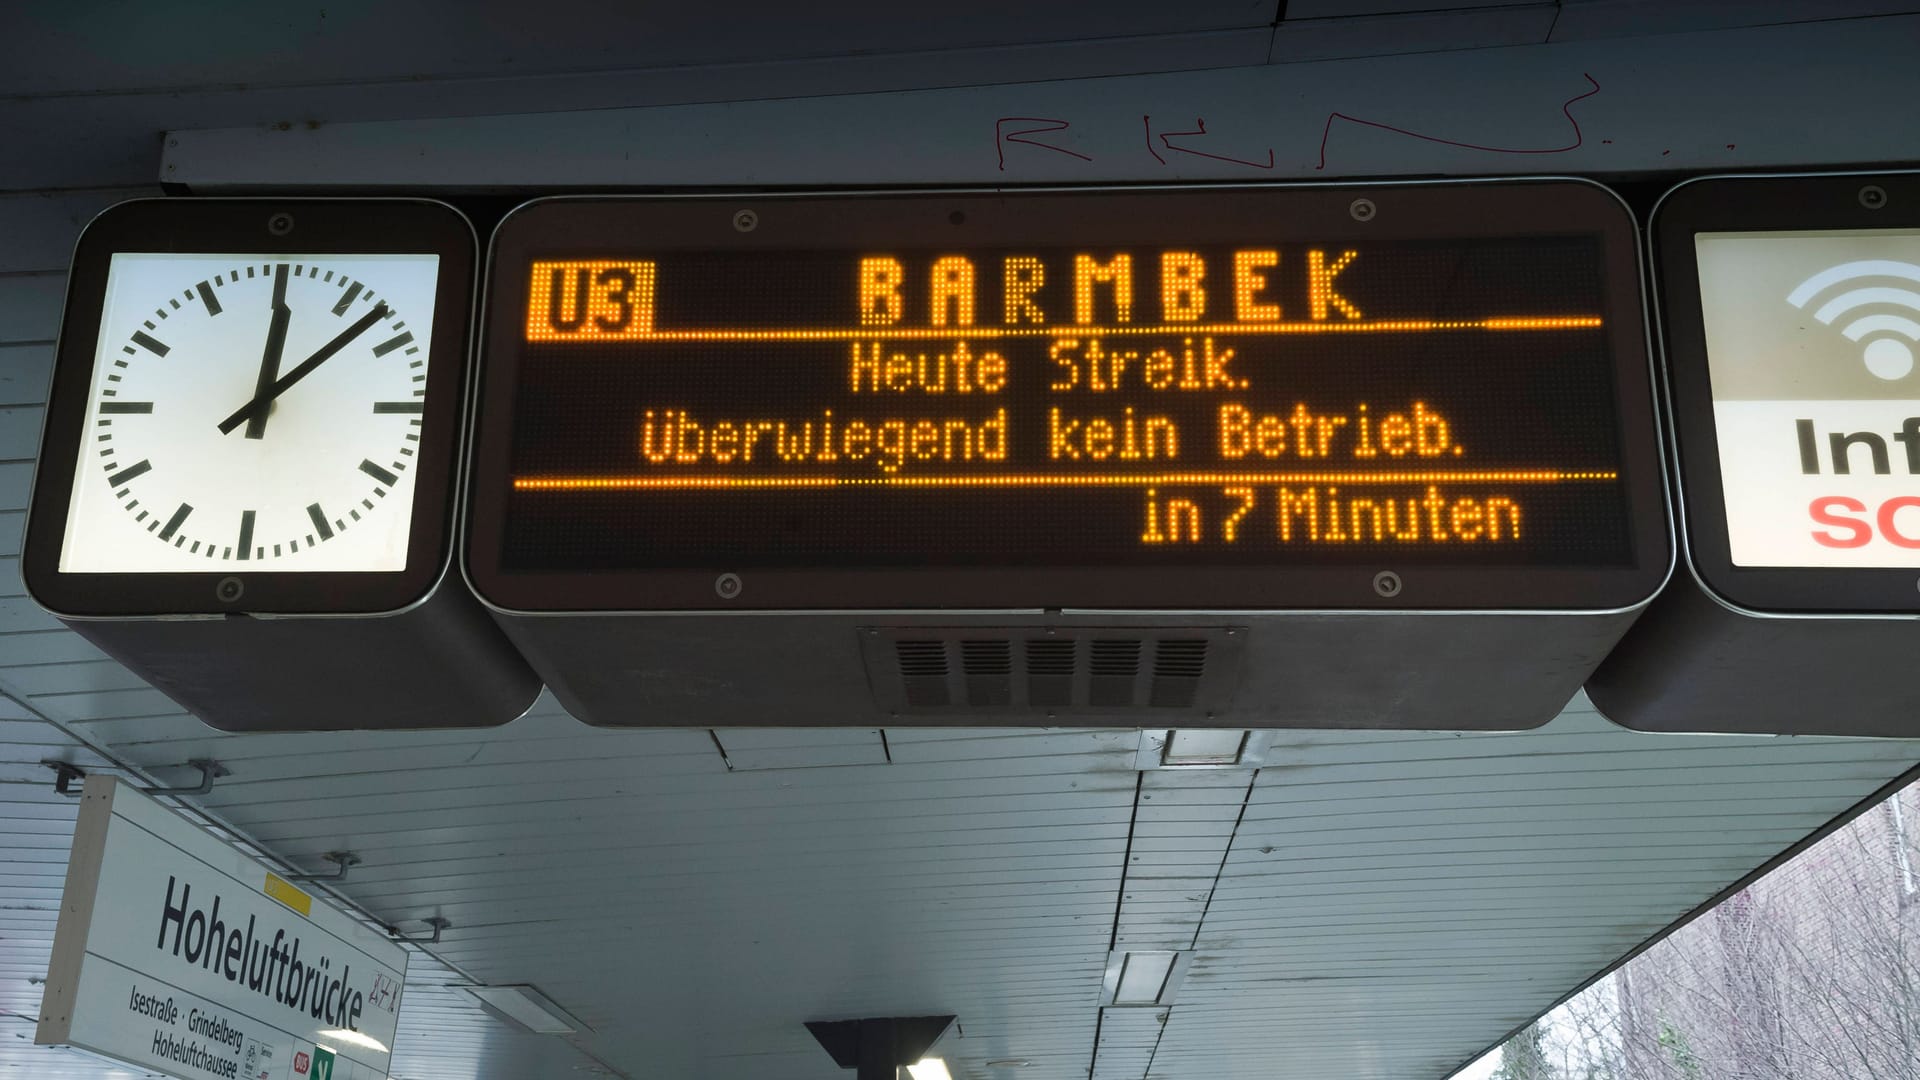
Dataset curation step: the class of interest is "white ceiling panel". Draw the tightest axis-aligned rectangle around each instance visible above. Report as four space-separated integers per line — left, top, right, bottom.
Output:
1141 704 1919 1079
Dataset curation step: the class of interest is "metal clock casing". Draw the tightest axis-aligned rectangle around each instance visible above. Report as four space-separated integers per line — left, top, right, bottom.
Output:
22 198 538 731
27 200 474 616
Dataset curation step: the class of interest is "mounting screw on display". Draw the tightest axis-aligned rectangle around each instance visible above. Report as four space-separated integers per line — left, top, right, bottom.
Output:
1372 570 1403 599
732 209 758 233
715 573 743 600
215 577 244 603
266 212 294 236
1349 198 1377 223
1859 185 1889 210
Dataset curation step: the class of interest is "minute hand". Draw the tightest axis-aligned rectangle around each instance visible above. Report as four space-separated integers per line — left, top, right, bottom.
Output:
219 302 390 435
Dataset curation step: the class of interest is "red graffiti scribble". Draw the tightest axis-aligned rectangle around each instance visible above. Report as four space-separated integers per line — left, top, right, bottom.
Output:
996 117 1093 171
1316 73 1601 170
1148 116 1274 169
1143 115 1166 165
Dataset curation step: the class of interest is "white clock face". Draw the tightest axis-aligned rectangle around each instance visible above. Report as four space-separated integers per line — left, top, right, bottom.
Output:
59 252 441 573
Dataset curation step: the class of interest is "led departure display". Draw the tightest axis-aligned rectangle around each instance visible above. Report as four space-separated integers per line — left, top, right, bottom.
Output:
469 186 1668 610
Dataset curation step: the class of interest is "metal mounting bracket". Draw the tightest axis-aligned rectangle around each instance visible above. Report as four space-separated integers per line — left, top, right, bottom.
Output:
283 851 361 883
141 759 230 796
389 916 452 945
44 758 228 798
42 760 87 796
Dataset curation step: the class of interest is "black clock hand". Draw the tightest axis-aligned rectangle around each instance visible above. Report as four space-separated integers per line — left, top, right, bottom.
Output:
218 302 390 435
244 265 293 439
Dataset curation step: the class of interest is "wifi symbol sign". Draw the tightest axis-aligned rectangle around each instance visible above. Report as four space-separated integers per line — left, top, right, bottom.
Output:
1787 260 1920 381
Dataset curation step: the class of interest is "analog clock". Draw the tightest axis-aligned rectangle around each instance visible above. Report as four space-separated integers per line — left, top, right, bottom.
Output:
58 252 441 573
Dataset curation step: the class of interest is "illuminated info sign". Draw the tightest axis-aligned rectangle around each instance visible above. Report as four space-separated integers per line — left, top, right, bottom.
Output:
1655 172 1920 614
468 185 1668 610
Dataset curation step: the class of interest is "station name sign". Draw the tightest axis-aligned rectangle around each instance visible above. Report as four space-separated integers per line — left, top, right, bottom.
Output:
466 184 1669 611
39 777 406 1080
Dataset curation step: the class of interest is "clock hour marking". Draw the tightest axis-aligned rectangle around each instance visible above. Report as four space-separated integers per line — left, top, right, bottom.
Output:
307 503 334 540
158 502 192 541
100 401 151 414
372 331 413 357
373 401 424 414
236 511 256 561
130 331 170 356
106 459 151 487
360 459 399 486
196 280 222 315
332 282 363 315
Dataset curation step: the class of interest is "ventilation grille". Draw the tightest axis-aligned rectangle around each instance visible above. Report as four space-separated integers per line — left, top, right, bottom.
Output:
897 640 950 707
866 629 1242 715
1151 639 1208 708
961 639 1013 707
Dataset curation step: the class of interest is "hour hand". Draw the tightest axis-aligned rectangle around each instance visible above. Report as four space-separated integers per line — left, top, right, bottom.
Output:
220 302 389 436
245 265 292 439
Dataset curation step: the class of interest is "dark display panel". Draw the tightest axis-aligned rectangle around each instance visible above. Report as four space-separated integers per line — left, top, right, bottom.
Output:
470 185 1669 611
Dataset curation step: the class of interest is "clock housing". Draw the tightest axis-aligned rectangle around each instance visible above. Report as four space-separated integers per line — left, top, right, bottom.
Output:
25 199 477 616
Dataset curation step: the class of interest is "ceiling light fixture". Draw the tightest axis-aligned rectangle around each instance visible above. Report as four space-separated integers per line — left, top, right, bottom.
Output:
1162 729 1248 766
1101 949 1194 1006
1136 730 1274 770
907 1059 954 1080
464 984 588 1034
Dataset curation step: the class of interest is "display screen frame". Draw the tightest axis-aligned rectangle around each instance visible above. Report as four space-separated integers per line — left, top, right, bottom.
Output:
468 181 1671 614
1655 171 1920 616
24 198 478 617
